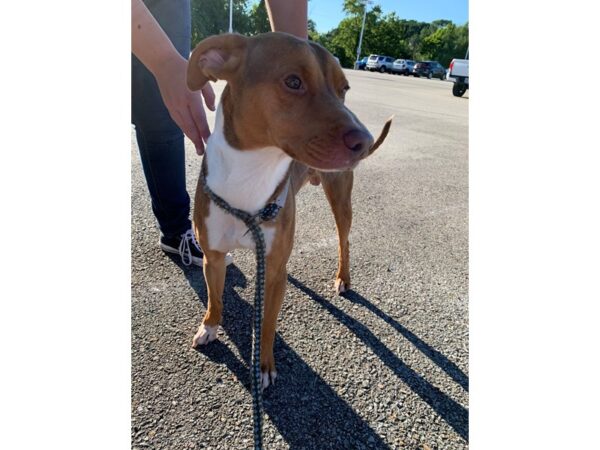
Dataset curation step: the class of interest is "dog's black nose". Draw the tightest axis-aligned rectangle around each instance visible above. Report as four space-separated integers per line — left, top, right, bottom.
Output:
343 129 373 153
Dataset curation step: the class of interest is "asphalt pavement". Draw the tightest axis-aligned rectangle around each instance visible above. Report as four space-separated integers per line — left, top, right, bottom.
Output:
131 70 469 450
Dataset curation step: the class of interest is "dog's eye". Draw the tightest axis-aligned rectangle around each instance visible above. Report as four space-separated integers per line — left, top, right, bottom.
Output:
284 75 302 90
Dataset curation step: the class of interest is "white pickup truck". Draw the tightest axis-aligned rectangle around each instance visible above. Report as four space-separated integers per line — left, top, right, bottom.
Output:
449 58 469 97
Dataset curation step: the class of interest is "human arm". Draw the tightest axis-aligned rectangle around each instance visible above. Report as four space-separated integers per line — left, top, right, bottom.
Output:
131 0 214 154
264 0 308 39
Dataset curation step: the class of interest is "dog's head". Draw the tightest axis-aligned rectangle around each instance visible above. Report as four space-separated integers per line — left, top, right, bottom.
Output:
187 32 391 171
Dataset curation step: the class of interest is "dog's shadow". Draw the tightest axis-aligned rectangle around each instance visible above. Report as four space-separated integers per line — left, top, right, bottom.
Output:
172 256 468 446
172 257 389 448
335 288 469 392
288 276 468 441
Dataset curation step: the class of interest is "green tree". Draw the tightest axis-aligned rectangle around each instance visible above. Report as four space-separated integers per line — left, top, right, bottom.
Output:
188 0 467 68
420 22 468 66
398 20 430 59
248 0 271 35
371 12 410 59
312 1 436 67
191 0 252 47
329 1 383 66
431 19 453 29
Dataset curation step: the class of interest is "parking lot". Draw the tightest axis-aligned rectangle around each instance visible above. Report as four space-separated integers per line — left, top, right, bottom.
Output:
131 70 469 449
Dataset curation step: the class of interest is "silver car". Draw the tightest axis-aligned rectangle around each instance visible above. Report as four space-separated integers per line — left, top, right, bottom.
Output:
392 59 416 75
366 55 395 73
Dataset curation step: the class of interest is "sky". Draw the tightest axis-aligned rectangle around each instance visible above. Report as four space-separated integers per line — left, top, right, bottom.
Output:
308 0 469 33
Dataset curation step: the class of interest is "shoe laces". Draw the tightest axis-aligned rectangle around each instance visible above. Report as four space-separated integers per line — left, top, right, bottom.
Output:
179 229 199 266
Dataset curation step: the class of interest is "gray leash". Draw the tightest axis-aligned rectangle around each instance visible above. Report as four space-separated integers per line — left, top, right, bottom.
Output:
200 172 289 450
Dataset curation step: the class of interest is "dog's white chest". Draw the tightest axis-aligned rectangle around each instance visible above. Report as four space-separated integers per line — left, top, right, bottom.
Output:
200 106 290 255
205 203 277 253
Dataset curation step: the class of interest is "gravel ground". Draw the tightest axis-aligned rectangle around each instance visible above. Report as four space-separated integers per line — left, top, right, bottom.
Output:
132 70 468 450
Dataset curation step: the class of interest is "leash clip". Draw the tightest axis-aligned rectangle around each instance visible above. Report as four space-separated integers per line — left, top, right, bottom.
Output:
259 202 281 222
243 203 281 236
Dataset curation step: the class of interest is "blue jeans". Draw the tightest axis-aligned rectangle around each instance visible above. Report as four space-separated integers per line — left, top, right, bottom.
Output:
132 0 192 238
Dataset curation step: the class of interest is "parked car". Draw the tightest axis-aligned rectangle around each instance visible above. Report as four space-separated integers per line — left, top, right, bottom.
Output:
449 58 469 97
392 59 416 75
366 54 395 73
354 56 368 70
412 61 446 79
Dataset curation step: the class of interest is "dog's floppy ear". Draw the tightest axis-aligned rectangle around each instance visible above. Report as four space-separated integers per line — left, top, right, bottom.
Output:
187 33 248 91
368 116 393 155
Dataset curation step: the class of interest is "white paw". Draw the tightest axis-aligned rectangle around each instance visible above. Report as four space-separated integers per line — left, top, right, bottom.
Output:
224 252 234 266
261 370 277 390
191 324 218 347
335 279 348 295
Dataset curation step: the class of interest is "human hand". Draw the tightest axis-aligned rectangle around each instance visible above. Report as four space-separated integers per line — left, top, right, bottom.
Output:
153 53 216 155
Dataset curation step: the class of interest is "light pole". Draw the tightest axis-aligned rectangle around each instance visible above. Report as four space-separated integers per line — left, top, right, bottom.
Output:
228 0 233 33
355 0 371 68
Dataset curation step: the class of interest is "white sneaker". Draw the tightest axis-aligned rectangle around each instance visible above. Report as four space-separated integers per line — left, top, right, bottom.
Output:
159 229 233 267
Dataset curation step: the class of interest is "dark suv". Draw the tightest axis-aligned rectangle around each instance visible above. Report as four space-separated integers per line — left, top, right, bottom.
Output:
412 61 446 79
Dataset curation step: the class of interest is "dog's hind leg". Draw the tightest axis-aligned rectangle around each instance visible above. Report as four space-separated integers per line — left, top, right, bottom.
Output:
320 171 354 295
192 250 226 347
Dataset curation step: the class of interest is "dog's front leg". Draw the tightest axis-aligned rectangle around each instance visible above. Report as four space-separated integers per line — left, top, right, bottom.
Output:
259 261 286 390
260 227 293 390
192 249 226 347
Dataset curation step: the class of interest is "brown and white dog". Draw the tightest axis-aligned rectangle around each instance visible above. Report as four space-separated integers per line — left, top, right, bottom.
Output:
186 32 391 389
